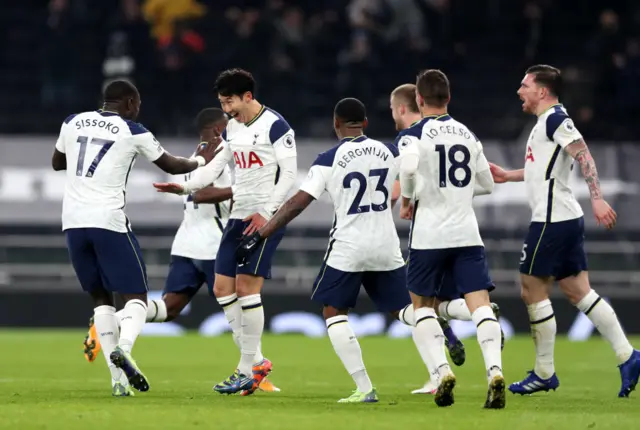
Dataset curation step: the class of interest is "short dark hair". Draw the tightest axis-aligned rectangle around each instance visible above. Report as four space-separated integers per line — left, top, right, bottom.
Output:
195 108 226 131
392 84 419 113
416 69 450 108
525 64 562 97
214 68 256 97
334 98 366 124
103 80 138 103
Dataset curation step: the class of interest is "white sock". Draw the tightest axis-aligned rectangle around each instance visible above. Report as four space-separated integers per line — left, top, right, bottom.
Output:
414 306 452 379
411 327 438 383
399 304 415 326
528 299 556 379
118 299 147 353
93 305 124 385
114 299 167 328
326 315 373 393
238 294 264 376
217 294 242 351
146 299 168 322
472 305 503 382
576 290 634 364
438 299 472 321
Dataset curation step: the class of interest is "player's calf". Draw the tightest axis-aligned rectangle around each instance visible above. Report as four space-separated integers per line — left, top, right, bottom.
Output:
162 293 191 321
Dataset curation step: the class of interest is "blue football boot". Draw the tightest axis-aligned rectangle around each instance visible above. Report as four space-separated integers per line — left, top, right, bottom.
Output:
509 370 559 395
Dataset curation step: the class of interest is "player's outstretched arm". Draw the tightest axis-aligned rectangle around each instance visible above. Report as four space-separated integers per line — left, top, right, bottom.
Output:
488 163 524 183
51 149 66 171
474 151 495 196
153 140 221 175
193 186 233 204
259 190 314 238
564 138 617 228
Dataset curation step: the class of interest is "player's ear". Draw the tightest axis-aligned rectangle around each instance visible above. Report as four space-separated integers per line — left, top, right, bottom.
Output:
243 91 253 102
363 117 368 130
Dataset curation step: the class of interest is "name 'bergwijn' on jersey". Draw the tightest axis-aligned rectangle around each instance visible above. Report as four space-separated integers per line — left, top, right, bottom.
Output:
299 135 405 272
170 164 232 261
524 104 584 223
55 110 165 232
396 114 489 250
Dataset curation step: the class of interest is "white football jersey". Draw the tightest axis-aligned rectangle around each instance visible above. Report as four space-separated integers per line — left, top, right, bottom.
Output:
524 104 584 223
170 165 232 260
397 114 489 249
218 106 297 219
300 136 405 272
55 110 165 232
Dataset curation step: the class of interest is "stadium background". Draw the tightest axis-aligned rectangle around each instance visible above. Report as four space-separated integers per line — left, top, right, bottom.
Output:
1 0 640 339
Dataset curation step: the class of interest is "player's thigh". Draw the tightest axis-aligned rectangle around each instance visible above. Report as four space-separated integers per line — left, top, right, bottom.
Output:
90 228 148 294
555 217 589 302
451 246 494 311
164 255 203 299
64 228 105 293
362 267 410 314
215 219 244 278
406 248 448 298
311 263 363 311
237 223 287 280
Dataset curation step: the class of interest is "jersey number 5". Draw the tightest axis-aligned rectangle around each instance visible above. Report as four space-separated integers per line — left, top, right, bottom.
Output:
435 144 471 188
343 168 389 215
75 136 115 177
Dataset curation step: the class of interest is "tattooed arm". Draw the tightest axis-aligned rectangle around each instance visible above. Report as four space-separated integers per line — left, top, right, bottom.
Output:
564 138 602 200
258 191 315 238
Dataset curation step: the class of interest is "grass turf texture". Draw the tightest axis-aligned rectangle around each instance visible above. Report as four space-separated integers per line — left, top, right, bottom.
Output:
1 331 639 430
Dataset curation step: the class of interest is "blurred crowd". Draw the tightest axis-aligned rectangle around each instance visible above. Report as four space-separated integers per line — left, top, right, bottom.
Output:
0 0 639 139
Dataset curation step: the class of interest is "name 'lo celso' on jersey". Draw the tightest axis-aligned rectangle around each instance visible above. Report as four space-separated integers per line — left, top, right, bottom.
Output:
524 104 584 223
55 110 165 232
299 135 405 272
170 164 232 260
397 114 491 250
180 106 297 220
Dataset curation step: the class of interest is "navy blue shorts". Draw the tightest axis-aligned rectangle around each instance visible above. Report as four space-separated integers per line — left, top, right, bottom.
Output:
65 227 148 294
164 255 215 297
215 218 286 279
407 246 494 298
520 217 588 280
311 264 410 312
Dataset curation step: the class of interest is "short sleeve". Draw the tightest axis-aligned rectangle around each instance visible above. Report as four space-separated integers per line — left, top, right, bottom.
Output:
547 113 582 148
299 165 328 200
270 118 297 160
55 123 67 153
132 133 165 162
396 134 420 157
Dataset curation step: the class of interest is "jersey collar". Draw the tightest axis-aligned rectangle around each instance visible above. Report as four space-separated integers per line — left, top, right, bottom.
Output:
537 103 563 117
340 135 367 144
245 105 266 127
423 113 451 121
97 109 120 117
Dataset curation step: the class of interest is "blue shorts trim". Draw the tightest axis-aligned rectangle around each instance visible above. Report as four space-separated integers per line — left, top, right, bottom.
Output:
164 255 215 297
311 264 410 312
407 246 494 298
520 217 587 280
65 227 148 294
215 219 286 279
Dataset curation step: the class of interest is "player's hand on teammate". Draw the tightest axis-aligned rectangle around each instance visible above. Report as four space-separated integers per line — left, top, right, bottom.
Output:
243 213 267 235
592 199 617 230
236 231 263 266
399 202 414 220
489 163 509 183
152 182 185 194
195 137 223 164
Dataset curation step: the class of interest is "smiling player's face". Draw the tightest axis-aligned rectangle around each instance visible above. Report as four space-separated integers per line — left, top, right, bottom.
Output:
218 93 250 123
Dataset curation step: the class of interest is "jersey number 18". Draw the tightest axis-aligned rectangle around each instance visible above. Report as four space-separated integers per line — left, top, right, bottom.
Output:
435 144 471 188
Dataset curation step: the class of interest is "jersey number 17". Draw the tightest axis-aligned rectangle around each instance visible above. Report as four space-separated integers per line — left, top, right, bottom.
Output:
75 135 115 177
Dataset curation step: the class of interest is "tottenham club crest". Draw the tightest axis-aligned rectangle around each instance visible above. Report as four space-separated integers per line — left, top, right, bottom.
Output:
284 134 295 148
563 120 575 133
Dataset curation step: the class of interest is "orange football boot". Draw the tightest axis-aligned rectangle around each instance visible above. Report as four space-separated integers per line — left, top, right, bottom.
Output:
83 317 102 362
241 358 274 396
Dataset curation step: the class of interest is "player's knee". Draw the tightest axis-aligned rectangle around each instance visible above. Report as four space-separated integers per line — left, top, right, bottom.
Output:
235 274 263 297
213 274 235 297
322 306 347 320
559 273 591 305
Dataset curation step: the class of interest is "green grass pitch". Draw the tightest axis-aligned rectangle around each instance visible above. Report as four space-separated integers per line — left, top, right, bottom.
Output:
1 331 640 430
